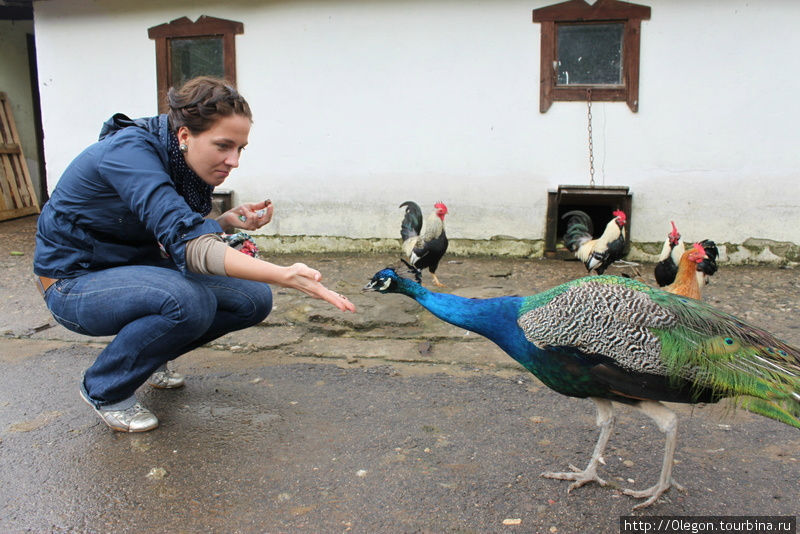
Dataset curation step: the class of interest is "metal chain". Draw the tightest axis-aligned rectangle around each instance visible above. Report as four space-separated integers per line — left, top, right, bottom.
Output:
587 88 595 187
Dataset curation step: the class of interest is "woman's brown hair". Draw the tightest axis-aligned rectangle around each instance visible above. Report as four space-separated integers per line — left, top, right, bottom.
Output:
167 76 252 134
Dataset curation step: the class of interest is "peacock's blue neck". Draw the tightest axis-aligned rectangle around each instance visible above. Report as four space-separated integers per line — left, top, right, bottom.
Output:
397 279 534 365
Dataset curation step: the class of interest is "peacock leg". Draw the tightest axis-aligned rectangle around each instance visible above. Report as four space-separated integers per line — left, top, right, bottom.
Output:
542 397 614 492
623 400 686 509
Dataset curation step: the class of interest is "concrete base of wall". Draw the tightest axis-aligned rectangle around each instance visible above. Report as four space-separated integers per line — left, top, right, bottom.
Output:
252 235 799 266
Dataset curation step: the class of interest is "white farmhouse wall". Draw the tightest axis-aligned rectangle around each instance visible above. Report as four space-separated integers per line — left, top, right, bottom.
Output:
33 0 800 245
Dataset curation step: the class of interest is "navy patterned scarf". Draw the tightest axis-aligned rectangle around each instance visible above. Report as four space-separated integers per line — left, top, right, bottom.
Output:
167 132 213 216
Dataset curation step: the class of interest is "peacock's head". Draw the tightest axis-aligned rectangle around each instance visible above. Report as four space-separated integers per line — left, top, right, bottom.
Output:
363 260 421 293
364 268 401 293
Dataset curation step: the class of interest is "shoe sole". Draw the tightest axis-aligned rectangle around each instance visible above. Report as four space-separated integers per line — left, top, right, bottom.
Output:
148 381 185 390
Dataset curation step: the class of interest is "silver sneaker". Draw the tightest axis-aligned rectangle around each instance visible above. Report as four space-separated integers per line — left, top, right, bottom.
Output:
79 389 159 432
147 366 185 389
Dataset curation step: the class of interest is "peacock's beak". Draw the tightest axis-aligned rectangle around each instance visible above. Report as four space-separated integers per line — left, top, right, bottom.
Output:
363 277 395 292
363 280 379 292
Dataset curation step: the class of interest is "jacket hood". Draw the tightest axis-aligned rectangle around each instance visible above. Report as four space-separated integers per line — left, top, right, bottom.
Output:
99 113 168 144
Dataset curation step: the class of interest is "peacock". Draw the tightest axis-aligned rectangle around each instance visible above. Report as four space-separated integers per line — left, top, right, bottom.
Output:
364 263 800 509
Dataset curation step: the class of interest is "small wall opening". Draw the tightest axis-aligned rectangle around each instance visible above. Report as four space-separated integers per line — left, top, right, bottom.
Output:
544 185 632 259
210 189 233 219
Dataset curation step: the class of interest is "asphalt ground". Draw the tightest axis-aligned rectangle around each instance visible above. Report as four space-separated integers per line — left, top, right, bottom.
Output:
1 215 798 533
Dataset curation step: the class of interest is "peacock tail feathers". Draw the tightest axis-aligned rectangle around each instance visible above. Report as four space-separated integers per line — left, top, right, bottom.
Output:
652 297 800 427
647 284 799 427
737 396 800 429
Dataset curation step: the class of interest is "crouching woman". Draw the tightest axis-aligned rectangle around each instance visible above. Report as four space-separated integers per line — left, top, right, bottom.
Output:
33 76 355 432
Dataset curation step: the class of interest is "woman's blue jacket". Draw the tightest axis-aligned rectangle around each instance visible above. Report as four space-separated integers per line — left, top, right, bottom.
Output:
33 113 222 278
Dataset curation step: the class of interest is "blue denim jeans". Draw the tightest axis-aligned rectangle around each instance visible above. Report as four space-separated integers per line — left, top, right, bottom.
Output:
44 265 272 407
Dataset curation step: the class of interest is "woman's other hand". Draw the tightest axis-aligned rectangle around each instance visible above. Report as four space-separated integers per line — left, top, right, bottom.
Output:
221 199 273 231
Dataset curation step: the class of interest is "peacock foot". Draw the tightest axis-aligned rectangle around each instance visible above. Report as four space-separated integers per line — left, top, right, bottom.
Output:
623 478 685 509
541 464 607 493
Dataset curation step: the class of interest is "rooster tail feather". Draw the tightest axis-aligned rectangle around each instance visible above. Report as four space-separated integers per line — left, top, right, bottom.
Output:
400 201 423 241
561 210 593 253
698 239 719 275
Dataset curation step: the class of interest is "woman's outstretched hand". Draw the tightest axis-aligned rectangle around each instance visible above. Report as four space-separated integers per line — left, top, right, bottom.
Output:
220 236 356 313
281 263 356 312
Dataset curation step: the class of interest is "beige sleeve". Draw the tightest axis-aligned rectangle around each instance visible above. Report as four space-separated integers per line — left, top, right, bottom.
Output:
185 234 228 276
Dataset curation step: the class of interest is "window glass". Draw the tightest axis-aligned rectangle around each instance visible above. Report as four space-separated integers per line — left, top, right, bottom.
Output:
556 23 624 86
169 37 224 88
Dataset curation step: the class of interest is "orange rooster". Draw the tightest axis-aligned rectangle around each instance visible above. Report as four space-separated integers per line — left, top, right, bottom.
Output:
665 242 709 300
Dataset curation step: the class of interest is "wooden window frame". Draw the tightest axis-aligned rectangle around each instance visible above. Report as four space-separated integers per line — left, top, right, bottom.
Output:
148 15 244 114
532 0 650 113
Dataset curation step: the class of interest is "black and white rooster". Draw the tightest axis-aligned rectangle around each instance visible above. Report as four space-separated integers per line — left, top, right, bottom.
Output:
399 201 449 287
654 221 685 287
562 209 627 275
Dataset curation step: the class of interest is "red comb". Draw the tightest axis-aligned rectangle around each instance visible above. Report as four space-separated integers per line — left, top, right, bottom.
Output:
689 242 706 262
669 221 681 243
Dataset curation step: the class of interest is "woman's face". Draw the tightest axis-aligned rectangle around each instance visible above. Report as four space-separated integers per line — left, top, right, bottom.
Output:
178 114 251 187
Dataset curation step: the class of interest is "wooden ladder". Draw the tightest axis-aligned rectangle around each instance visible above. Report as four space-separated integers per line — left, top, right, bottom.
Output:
0 91 40 221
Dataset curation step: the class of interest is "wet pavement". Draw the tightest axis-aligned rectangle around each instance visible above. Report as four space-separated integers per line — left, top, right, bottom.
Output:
1 215 798 533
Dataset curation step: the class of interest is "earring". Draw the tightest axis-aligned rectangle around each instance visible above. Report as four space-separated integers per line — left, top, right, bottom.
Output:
179 143 188 153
